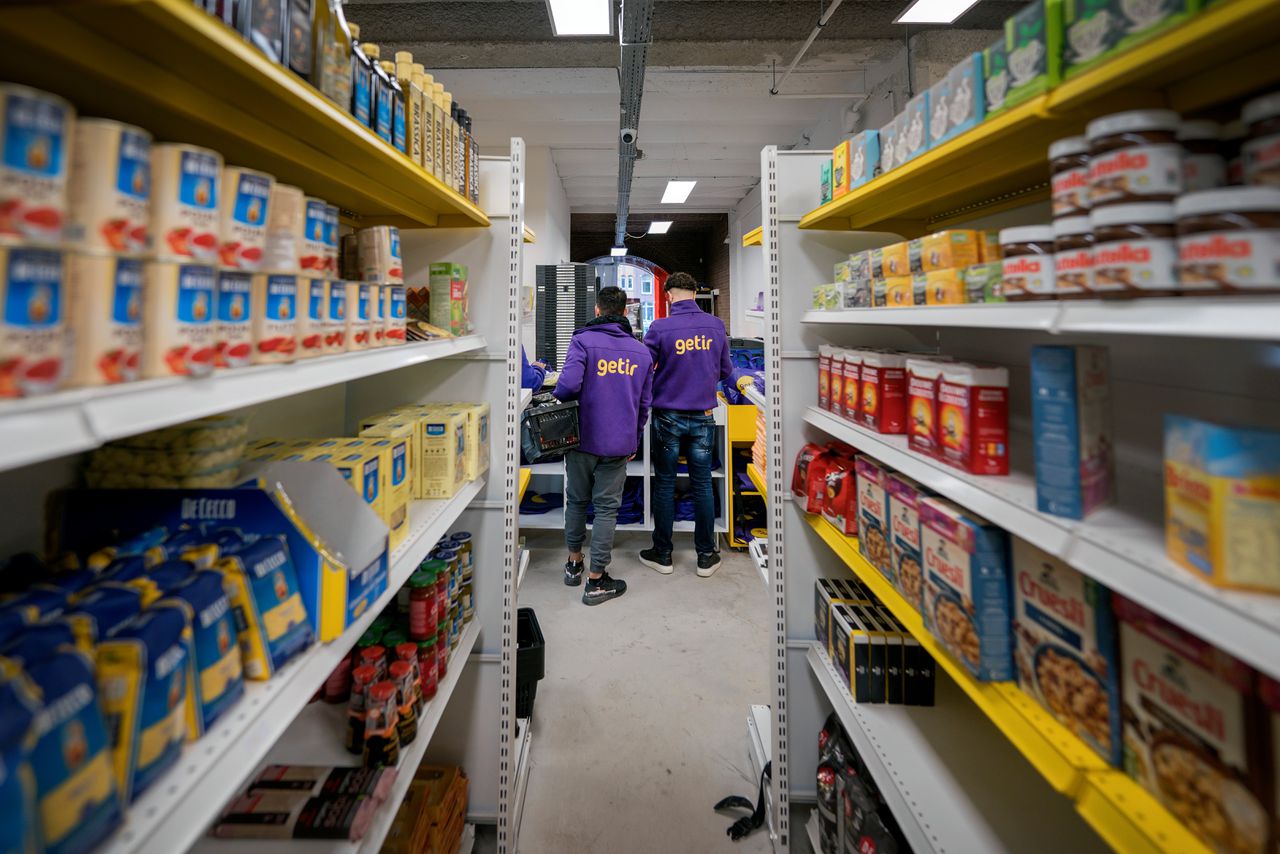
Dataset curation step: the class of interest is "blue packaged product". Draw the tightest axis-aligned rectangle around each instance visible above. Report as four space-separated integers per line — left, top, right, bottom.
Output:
100 555 148 584
931 53 986 145
35 568 97 600
1 621 80 666
95 603 189 802
0 666 40 854
216 537 312 680
898 91 931 164
135 559 199 605
65 583 143 647
208 527 248 553
23 648 122 854
161 570 244 737
846 130 880 191
2 587 68 622
1031 345 1114 520
0 608 27 649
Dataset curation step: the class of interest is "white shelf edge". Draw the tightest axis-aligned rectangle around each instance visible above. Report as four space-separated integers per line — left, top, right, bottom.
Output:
0 335 486 472
105 477 485 854
801 297 1280 340
511 717 533 850
804 405 1280 680
520 387 533 410
743 385 766 410
517 548 531 590
747 704 772 835
806 812 821 854
458 824 476 854
748 539 769 588
744 309 765 319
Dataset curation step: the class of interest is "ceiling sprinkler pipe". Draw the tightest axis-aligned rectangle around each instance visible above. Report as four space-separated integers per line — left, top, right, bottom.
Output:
770 0 846 96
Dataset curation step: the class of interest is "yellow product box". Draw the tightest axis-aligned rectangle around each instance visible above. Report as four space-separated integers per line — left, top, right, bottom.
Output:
978 229 1002 263
832 140 851 198
360 417 418 501
308 443 387 527
915 230 980 273
1164 416 1280 595
417 409 468 498
883 276 915 308
879 242 910 279
923 269 966 305
434 402 490 481
356 437 410 549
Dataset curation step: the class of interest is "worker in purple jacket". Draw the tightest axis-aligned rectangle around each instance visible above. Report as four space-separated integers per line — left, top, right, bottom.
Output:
640 272 754 578
553 285 654 605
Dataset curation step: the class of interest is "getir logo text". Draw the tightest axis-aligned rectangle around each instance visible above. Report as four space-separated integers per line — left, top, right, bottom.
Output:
597 357 641 376
675 335 713 355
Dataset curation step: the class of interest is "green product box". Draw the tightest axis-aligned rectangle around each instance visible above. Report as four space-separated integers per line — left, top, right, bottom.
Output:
820 160 833 205
428 262 470 337
962 262 1006 303
983 0 1064 115
1062 0 1199 78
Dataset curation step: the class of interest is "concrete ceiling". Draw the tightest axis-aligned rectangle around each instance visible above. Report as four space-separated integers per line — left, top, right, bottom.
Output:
350 0 1018 212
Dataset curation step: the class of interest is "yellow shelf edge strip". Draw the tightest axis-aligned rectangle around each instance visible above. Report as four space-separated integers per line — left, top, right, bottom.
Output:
747 463 768 498
742 226 763 247
518 468 532 502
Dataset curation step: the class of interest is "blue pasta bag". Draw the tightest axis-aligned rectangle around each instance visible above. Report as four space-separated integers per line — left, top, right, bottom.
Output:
0 662 40 854
64 584 143 648
160 570 244 738
0 609 28 650
86 526 169 572
99 555 148 584
216 537 312 680
0 588 68 623
94 604 189 803
34 569 97 602
23 648 121 854
131 559 199 607
1 622 85 667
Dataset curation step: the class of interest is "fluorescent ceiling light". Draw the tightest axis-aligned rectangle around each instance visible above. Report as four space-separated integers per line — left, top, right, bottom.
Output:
894 0 981 23
648 221 672 235
661 180 697 204
610 246 627 257
545 0 613 36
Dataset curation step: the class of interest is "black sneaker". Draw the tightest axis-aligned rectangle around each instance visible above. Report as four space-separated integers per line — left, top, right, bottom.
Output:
564 558 584 586
696 551 722 578
582 571 627 605
638 548 673 575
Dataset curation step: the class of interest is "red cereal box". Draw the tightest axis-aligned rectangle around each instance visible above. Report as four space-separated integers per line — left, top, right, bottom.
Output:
907 358 946 458
839 350 861 421
818 345 834 410
938 363 1009 475
829 348 846 417
822 455 857 533
859 352 908 434
855 455 892 577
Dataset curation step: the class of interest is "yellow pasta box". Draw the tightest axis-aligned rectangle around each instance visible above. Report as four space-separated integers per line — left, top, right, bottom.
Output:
1164 416 1280 595
354 437 409 549
918 230 980 272
316 443 387 527
418 409 468 498
359 415 419 498
434 401 490 481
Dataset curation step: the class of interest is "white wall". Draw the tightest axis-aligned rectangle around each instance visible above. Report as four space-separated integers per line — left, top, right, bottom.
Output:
521 145 572 352
729 184 764 338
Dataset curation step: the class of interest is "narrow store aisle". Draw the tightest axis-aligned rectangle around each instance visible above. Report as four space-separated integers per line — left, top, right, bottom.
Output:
517 531 773 854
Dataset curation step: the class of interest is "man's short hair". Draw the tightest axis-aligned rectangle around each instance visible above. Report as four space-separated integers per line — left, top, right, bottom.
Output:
666 272 697 293
597 285 627 315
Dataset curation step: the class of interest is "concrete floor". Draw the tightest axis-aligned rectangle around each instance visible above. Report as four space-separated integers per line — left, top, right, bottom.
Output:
513 530 774 854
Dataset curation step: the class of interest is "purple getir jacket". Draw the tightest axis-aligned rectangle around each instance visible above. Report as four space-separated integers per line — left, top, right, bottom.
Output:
552 320 653 457
644 300 738 411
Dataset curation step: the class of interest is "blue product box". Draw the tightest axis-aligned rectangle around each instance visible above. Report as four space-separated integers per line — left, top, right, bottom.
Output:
879 115 900 175
941 53 986 143
1031 345 1115 520
898 91 931 164
847 130 881 190
920 497 1012 680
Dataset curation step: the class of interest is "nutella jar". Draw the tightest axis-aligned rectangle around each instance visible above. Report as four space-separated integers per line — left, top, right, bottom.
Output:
1176 187 1280 293
1177 120 1226 193
1049 136 1090 218
1000 225 1056 300
1242 91 1280 187
1053 216 1094 298
1087 110 1183 207
1090 203 1178 298
1222 120 1247 186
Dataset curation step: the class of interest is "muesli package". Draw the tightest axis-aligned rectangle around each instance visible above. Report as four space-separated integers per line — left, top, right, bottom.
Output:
855 456 891 578
886 472 926 612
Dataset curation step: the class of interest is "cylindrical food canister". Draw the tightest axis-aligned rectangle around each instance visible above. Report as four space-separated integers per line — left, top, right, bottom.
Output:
357 225 403 283
345 280 371 349
142 259 217 378
0 244 66 397
297 276 327 358
0 84 74 243
340 233 360 280
325 279 348 353
250 271 298 363
150 143 222 261
324 203 340 274
384 284 406 345
368 283 386 348
263 182 304 272
66 250 143 387
450 531 473 571
215 268 253 368
300 196 328 274
67 118 151 253
218 165 273 269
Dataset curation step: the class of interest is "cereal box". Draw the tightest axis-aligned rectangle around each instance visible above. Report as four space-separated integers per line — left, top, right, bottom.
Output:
1012 539 1121 766
938 362 1009 475
887 473 926 613
1114 596 1270 854
920 497 1012 680
847 130 880 192
838 349 862 421
859 351 907 435
1032 346 1114 519
907 358 945 458
820 159 833 205
814 577 874 659
855 456 892 578
818 345 834 410
1163 415 1280 595
832 140 851 199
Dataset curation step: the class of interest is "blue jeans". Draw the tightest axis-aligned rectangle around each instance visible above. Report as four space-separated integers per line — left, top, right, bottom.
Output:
651 409 717 557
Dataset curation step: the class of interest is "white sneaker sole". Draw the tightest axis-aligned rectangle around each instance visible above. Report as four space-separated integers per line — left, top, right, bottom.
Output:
639 555 674 575
696 559 721 578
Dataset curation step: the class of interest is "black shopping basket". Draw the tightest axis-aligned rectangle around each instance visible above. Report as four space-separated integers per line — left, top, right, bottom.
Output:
516 607 545 719
521 393 580 464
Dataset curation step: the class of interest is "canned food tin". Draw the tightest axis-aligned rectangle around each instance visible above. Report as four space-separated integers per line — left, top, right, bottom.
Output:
66 250 142 386
346 281 371 350
67 118 151 253
0 84 73 242
215 268 252 368
250 272 297 363
0 243 65 396
151 143 222 261
142 260 217 378
384 285 406 345
297 277 326 358
300 196 328 273
324 279 347 353
369 283 385 348
218 165 273 269
356 225 403 283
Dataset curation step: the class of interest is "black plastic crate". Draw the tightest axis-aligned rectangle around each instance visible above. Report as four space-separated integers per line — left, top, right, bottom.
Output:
521 395 579 464
516 606 545 719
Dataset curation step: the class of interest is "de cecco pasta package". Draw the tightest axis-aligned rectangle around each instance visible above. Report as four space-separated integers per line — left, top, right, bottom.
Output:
161 569 244 738
0 665 40 854
217 536 312 680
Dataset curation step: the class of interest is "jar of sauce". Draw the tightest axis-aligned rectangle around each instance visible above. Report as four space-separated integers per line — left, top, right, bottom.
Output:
1087 110 1183 207
1242 90 1280 187
1090 203 1178 297
1049 136 1090 218
1052 216 1094 298
999 225 1056 300
1177 120 1226 193
1176 187 1280 294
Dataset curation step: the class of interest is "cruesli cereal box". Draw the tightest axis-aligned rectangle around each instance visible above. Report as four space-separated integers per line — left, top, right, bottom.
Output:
887 472 926 613
1114 596 1270 854
855 456 892 578
920 497 1012 680
1012 538 1121 766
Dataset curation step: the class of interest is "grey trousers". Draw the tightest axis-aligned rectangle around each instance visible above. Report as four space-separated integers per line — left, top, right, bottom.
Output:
564 449 630 572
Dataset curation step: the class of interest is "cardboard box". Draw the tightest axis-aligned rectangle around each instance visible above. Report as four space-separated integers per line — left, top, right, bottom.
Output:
814 577 875 658
961 261 1005 303
354 437 410 550
847 130 880 191
417 409 468 498
914 230 981 273
887 472 926 611
935 53 986 144
983 0 1063 114
856 455 892 578
820 159 833 205
898 91 931 164
1062 0 1198 79
880 242 910 279
849 604 888 703
832 140 851 198
923 269 966 305
436 402 490 481
879 115 900 175
360 417 418 501
428 263 469 337
1031 346 1114 519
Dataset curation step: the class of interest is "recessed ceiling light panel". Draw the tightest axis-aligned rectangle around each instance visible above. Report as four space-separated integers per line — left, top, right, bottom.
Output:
661 180 697 204
545 0 613 36
894 0 981 23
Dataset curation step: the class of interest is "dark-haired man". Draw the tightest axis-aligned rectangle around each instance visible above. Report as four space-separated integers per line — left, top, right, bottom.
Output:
553 286 653 605
639 272 753 577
